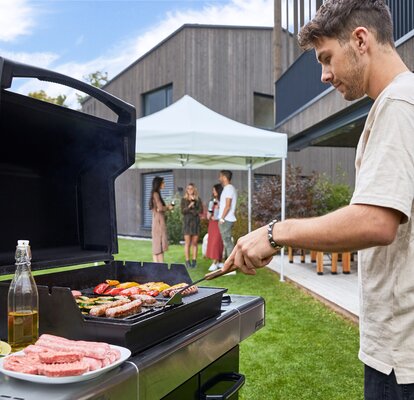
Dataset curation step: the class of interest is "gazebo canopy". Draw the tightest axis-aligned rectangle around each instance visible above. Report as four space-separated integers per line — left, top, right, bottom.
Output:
134 95 287 170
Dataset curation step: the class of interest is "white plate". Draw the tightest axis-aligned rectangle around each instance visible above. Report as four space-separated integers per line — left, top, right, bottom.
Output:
0 344 131 384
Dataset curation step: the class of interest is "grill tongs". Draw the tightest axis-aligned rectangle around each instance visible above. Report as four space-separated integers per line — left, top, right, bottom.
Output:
165 265 238 307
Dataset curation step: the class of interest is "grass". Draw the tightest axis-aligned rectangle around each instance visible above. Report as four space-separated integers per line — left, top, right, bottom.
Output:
1 238 363 399
116 239 363 400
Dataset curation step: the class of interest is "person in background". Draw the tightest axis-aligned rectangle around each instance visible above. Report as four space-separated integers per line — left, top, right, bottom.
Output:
218 170 237 267
149 176 173 263
206 184 224 271
181 183 202 268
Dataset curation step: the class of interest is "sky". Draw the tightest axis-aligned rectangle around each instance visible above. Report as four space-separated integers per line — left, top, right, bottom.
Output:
0 0 274 107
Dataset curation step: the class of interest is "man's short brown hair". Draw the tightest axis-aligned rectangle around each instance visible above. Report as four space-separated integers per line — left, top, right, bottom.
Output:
220 170 232 182
298 0 394 50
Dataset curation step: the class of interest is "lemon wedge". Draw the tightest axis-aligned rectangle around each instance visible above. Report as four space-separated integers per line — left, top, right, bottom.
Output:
0 341 11 357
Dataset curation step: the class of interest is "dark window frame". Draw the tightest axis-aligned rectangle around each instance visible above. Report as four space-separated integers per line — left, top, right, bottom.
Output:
142 83 173 117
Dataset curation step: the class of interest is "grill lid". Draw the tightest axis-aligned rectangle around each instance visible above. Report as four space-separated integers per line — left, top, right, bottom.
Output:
0 58 136 274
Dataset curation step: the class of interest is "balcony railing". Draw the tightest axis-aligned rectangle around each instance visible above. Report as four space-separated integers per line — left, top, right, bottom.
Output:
275 0 414 125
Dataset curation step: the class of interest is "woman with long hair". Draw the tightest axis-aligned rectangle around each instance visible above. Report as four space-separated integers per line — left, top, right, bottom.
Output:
149 176 173 262
206 184 224 271
181 183 202 268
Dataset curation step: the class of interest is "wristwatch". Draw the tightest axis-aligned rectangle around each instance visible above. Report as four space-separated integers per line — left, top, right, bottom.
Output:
267 219 283 250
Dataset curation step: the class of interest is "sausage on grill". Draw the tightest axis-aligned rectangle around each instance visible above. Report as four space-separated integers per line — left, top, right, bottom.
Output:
105 299 143 318
89 299 130 317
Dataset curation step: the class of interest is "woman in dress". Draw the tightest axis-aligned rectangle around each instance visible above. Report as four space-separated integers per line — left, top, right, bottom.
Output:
206 184 224 271
181 183 202 268
149 176 173 263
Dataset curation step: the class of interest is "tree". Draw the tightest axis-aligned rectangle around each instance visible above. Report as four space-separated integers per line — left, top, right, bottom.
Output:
84 71 108 88
76 70 109 105
28 90 67 107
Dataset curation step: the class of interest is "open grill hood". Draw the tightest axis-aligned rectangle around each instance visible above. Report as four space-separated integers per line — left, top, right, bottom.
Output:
0 57 136 273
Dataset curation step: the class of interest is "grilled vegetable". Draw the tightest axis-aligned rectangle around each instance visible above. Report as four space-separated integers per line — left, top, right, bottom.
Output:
114 295 129 301
93 283 109 295
95 296 115 301
105 279 120 286
139 282 170 292
103 287 124 296
95 300 113 305
116 282 139 289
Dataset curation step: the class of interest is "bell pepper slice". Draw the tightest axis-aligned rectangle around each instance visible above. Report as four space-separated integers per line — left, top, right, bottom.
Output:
105 280 120 286
93 283 109 295
103 287 123 296
116 282 140 289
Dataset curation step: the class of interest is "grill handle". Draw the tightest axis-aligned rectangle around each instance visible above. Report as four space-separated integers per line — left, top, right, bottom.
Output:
200 372 245 400
0 57 135 124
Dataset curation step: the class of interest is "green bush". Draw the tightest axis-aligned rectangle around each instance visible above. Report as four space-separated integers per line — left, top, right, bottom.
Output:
312 171 353 216
199 218 209 243
233 192 249 243
166 194 183 245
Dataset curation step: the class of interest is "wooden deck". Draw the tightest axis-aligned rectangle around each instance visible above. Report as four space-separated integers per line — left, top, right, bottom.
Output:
267 254 359 322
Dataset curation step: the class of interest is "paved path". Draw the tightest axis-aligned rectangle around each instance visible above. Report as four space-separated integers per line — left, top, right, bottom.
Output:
267 254 359 321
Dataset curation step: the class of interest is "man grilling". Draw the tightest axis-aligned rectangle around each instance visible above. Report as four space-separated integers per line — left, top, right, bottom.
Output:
222 0 414 398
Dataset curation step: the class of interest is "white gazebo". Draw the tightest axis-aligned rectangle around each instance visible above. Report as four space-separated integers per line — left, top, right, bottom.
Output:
134 95 288 281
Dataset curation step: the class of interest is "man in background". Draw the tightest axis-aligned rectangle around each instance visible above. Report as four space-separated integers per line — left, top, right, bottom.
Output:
218 170 237 269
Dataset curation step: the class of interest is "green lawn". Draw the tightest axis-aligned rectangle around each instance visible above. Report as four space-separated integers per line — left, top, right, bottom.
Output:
115 239 363 400
2 238 363 399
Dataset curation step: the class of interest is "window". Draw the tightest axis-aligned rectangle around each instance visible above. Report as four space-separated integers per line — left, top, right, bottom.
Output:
143 84 173 116
142 171 174 229
254 93 274 129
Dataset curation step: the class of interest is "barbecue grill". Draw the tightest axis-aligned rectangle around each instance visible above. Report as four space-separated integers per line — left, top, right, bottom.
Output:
0 57 265 399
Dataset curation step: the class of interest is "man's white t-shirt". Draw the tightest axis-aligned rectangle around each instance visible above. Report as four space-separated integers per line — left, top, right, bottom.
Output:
218 184 237 222
350 71 414 384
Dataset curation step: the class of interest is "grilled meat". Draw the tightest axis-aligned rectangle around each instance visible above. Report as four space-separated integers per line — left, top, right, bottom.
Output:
89 299 130 317
105 299 142 318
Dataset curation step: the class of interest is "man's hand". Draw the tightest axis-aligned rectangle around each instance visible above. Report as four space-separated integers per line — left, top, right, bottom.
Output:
223 226 276 275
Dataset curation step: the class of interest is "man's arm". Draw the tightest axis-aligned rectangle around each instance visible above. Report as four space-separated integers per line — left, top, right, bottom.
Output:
223 204 402 274
220 198 232 222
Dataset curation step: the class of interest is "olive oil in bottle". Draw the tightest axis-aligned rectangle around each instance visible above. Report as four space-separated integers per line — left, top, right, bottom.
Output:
7 240 39 352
